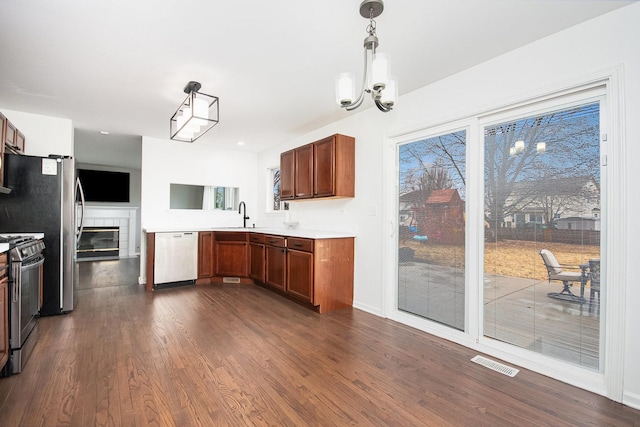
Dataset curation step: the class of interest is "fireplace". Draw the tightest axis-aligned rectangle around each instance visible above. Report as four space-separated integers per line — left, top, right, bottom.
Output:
77 226 119 259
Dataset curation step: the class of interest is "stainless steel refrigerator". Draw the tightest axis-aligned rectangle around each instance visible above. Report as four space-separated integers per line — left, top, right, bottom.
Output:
0 153 82 315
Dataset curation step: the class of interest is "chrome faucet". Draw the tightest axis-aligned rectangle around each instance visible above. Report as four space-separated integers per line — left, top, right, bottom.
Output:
238 201 249 228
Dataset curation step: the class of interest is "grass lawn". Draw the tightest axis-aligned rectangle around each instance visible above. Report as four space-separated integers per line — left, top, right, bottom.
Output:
402 239 600 282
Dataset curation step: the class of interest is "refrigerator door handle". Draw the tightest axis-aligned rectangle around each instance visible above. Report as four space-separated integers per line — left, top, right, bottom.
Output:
76 177 86 246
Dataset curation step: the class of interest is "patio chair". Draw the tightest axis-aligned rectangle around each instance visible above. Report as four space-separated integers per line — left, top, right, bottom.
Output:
539 249 586 303
588 258 601 313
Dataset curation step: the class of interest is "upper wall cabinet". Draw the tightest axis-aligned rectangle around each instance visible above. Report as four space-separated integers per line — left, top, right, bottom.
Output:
2 112 26 155
280 133 355 201
0 114 5 188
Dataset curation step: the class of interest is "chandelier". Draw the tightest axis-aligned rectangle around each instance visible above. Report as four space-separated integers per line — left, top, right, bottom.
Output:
170 81 219 142
335 0 397 113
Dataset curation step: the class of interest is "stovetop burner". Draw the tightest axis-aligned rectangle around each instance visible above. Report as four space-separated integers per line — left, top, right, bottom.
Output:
0 234 45 263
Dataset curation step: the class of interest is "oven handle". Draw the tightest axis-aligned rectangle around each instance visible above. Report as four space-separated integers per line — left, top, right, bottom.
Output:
13 257 45 303
12 262 20 303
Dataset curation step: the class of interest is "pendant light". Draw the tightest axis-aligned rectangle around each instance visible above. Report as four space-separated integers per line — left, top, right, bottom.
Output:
170 81 220 142
336 0 397 113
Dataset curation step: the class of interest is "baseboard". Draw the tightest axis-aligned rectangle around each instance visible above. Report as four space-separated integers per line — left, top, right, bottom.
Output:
352 301 384 317
623 390 640 410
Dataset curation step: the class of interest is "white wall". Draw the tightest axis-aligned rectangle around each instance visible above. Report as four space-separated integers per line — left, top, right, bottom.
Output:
140 136 258 231
255 3 640 408
0 109 73 156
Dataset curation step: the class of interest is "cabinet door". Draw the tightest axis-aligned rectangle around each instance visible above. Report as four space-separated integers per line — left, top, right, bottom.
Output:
15 131 25 154
215 241 248 277
198 231 214 278
265 245 286 291
287 249 313 303
0 113 5 188
280 149 295 200
249 243 265 282
4 121 16 153
314 136 336 197
0 131 4 188
0 276 8 370
294 144 314 199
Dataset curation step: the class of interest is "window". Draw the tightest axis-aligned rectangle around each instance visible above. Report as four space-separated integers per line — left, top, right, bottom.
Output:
268 166 282 211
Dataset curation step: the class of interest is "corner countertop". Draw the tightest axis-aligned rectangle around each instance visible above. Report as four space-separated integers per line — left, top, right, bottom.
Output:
142 227 355 239
0 243 9 253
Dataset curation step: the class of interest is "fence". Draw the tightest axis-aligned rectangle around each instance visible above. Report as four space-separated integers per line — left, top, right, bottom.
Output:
495 228 600 245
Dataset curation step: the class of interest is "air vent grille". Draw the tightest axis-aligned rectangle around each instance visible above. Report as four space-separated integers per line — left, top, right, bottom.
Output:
471 355 519 377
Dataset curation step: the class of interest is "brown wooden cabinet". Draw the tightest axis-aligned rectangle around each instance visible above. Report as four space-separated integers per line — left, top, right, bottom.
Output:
280 149 295 200
0 138 4 189
145 232 155 291
294 143 314 199
14 131 25 154
0 113 6 188
314 134 355 198
214 232 248 277
286 237 314 303
264 235 286 291
249 233 265 282
280 143 314 200
146 230 354 313
4 120 16 151
279 133 354 201
0 252 9 370
1 112 26 160
197 231 214 283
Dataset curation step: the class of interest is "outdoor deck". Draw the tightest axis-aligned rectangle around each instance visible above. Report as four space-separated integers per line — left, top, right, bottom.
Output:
399 262 600 369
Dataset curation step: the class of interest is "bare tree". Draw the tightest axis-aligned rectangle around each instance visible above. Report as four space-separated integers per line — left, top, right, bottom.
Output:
484 103 600 229
399 131 466 197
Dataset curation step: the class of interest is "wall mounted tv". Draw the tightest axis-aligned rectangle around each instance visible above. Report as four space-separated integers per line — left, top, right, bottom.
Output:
77 169 130 203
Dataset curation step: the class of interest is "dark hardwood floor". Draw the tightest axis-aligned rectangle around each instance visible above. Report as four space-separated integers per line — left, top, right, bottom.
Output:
1 259 639 426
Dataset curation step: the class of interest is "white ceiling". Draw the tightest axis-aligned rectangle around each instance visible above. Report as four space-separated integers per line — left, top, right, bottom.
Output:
0 0 633 167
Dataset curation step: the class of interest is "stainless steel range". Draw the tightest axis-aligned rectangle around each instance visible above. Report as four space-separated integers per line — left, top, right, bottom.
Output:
0 234 44 375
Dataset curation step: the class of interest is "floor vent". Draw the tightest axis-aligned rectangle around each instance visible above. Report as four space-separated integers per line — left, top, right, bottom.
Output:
223 277 241 284
471 355 519 377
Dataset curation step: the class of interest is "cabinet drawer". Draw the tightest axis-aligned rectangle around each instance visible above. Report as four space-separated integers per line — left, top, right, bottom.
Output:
264 235 285 247
214 231 247 242
249 233 265 244
287 237 313 252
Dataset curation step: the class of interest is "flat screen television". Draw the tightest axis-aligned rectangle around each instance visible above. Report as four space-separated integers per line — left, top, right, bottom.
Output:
77 169 130 202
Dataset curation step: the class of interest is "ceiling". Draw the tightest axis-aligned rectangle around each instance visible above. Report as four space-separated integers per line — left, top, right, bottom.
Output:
0 0 633 167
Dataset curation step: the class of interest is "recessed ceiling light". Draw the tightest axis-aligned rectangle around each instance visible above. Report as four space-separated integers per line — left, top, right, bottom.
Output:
99 131 110 135
237 140 245 146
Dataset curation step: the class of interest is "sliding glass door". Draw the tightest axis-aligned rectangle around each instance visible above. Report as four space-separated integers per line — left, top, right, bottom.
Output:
483 98 603 369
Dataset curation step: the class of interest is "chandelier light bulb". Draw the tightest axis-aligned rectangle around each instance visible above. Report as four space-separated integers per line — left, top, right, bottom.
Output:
537 141 546 153
379 76 397 107
192 97 209 127
176 113 194 139
370 52 390 91
182 106 201 132
515 140 525 154
336 72 356 105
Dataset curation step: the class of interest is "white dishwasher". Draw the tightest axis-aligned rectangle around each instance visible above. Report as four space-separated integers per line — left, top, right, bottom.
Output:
154 232 198 285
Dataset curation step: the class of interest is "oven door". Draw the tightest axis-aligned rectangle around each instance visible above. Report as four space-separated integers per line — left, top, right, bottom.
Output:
10 256 43 350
